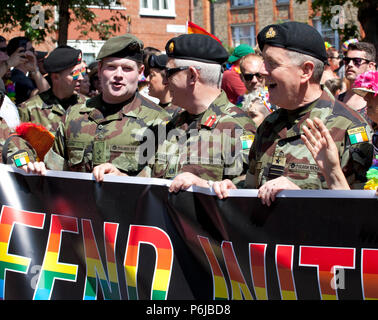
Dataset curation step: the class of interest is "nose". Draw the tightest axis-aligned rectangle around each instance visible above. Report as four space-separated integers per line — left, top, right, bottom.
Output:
259 62 268 76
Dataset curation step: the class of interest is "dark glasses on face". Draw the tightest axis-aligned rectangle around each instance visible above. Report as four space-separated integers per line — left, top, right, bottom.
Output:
343 57 371 67
242 72 263 81
71 66 86 80
164 66 190 80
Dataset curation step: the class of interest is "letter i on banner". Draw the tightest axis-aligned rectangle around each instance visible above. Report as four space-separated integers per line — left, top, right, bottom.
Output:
198 236 228 300
361 249 378 300
124 225 173 300
299 246 355 300
249 243 268 300
222 241 253 300
0 206 45 300
82 220 120 300
33 215 79 300
275 245 297 300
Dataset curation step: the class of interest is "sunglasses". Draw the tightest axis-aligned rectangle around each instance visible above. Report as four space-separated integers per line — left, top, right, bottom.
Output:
343 57 371 67
242 72 263 81
71 66 86 80
329 56 342 60
164 66 190 80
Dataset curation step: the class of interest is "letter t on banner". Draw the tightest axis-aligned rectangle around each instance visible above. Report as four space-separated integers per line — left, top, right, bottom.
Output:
299 246 355 300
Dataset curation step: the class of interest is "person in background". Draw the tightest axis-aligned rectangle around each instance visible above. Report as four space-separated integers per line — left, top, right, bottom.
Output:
338 42 376 119
17 46 86 135
324 78 343 97
79 72 91 97
6 36 50 105
302 70 378 194
139 46 160 104
221 43 254 104
146 53 181 117
320 46 342 85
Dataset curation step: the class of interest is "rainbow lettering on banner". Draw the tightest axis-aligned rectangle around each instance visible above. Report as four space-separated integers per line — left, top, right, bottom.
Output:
82 220 120 300
362 249 378 300
33 214 79 300
275 245 297 300
198 236 228 300
299 246 355 300
0 206 45 300
249 243 267 300
222 241 253 300
124 225 173 300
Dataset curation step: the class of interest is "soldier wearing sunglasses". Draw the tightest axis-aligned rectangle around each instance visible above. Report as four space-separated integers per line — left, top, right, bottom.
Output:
338 42 376 118
17 46 87 135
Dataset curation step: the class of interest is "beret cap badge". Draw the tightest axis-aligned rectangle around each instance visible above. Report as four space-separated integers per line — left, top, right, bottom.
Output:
168 42 175 54
265 27 276 39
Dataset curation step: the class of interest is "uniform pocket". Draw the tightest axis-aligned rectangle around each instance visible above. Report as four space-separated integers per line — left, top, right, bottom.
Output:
67 141 86 166
109 144 140 173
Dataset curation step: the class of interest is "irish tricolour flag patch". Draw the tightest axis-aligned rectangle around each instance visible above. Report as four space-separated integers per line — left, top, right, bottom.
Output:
347 127 369 144
13 152 30 167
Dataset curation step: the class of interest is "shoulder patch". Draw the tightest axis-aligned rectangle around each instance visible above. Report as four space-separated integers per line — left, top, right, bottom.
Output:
240 134 254 149
347 126 369 144
13 151 30 167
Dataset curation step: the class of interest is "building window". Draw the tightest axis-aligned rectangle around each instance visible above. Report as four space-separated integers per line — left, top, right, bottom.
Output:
231 0 254 7
231 24 256 48
313 19 340 50
276 0 289 4
140 0 175 17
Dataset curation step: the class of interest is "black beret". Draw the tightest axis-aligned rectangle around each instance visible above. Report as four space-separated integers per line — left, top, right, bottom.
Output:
165 34 228 65
257 21 327 63
97 34 144 62
43 46 82 73
148 54 168 70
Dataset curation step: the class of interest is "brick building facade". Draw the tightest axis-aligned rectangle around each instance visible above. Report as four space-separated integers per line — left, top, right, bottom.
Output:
192 0 360 51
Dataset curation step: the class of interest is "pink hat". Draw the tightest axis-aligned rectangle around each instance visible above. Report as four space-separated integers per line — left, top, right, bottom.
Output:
352 71 378 97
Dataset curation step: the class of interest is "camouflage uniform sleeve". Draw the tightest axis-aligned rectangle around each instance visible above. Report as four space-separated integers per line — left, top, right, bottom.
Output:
17 102 31 123
4 135 37 166
340 124 374 189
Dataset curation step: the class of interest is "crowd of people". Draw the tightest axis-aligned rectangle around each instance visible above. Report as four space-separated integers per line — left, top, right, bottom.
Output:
0 20 377 206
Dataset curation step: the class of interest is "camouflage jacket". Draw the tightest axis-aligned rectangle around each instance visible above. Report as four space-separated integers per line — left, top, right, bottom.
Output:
53 92 170 175
152 91 257 182
245 91 374 189
0 118 37 165
18 89 87 134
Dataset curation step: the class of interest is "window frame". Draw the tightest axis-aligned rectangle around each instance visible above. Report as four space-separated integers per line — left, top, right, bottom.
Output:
139 0 176 18
231 23 256 48
230 0 254 8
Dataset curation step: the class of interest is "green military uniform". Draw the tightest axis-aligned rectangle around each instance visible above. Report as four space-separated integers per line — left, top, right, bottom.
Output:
51 34 171 175
152 90 256 181
246 91 373 189
18 89 86 134
53 92 170 174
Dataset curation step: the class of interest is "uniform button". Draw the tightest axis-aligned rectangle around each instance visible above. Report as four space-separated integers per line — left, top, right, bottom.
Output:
278 140 286 147
98 124 103 130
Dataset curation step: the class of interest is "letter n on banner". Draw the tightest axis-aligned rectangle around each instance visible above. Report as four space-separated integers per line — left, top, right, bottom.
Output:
0 206 45 300
33 214 79 300
198 236 228 300
82 220 120 300
124 225 173 300
299 246 355 300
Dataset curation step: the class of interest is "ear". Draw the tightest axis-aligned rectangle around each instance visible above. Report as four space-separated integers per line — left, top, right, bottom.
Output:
50 72 59 82
300 60 315 83
188 66 200 85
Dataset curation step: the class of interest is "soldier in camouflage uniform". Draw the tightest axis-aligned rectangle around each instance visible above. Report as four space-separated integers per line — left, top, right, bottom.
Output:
211 22 373 205
18 46 86 134
91 34 257 186
24 34 170 177
156 34 257 192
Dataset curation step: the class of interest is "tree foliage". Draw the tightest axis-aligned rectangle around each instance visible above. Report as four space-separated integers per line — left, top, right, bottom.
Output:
0 0 127 44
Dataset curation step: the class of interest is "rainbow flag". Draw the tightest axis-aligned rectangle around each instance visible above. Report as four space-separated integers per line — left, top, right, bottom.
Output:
187 21 222 44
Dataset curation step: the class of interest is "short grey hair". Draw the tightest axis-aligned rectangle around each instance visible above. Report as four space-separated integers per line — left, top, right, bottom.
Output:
173 58 223 87
286 50 324 84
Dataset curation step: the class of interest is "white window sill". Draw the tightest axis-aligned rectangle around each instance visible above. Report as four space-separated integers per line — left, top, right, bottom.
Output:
139 9 176 18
